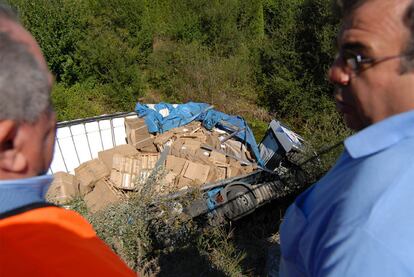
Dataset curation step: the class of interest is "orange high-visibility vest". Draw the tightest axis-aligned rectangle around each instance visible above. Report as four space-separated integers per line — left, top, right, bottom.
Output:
0 203 136 277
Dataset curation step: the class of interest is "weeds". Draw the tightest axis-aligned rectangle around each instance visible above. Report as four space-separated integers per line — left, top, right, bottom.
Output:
197 227 246 276
66 166 253 276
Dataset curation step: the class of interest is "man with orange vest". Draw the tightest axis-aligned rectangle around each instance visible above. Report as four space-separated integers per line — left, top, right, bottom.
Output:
0 3 136 276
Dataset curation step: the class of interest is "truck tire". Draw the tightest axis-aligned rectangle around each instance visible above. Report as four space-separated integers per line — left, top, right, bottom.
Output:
222 182 257 221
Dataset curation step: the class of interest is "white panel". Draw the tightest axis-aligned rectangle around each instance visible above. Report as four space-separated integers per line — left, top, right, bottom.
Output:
99 120 114 150
71 124 92 163
70 124 86 136
85 122 103 159
112 118 126 146
51 113 139 174
125 115 138 120
57 127 80 174
56 126 71 139
50 141 68 173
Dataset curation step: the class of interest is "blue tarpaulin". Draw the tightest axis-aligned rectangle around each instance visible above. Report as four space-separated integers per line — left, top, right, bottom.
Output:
135 102 264 166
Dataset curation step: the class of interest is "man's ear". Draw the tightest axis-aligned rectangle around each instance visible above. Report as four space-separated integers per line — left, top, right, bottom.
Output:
0 120 27 173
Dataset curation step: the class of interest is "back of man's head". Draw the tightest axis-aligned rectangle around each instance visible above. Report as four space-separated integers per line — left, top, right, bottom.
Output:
0 4 50 122
0 3 55 179
0 31 51 122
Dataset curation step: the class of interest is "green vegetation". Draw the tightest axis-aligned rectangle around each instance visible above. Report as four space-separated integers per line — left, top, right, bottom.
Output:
66 168 286 276
8 0 349 149
9 0 351 275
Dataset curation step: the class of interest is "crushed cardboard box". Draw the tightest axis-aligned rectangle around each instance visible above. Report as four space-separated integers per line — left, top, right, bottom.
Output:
165 155 187 175
84 178 123 213
182 160 210 183
75 159 110 196
110 170 138 190
46 172 79 204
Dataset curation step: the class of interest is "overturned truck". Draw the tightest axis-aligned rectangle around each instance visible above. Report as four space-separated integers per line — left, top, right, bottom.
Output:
48 102 306 224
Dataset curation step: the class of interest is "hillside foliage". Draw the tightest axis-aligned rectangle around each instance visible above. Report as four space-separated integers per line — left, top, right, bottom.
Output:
8 0 349 159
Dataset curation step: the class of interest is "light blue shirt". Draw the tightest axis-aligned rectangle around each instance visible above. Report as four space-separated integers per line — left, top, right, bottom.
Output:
280 110 414 277
0 174 52 214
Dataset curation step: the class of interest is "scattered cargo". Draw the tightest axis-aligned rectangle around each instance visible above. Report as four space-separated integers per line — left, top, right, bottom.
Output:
49 103 305 222
46 172 79 204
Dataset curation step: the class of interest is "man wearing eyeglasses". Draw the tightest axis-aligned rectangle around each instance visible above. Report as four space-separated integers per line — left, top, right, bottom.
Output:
279 0 414 276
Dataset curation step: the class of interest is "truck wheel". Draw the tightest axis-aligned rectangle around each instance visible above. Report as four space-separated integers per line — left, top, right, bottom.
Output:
222 183 257 221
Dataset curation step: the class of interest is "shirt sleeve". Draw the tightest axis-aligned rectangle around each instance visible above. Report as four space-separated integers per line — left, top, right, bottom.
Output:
312 227 412 277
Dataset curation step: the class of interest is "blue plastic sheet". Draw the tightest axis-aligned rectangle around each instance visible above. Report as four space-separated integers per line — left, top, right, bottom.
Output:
135 102 264 166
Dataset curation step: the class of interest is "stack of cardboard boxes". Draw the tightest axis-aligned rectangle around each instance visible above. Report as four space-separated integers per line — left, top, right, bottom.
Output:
49 115 257 212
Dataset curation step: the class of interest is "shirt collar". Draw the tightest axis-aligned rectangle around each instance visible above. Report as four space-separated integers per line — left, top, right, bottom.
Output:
0 174 53 214
345 110 414 159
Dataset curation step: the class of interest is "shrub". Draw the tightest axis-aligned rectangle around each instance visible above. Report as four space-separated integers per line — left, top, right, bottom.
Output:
9 0 86 83
52 81 117 121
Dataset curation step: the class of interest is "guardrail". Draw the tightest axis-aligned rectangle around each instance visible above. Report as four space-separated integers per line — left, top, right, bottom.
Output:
50 112 137 174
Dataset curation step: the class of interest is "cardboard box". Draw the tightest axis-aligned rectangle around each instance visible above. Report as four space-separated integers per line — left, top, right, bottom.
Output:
165 155 187 174
110 170 138 190
174 121 202 133
183 160 210 183
164 171 178 184
216 166 228 180
125 117 154 150
112 154 141 173
175 175 196 189
112 153 159 171
111 153 160 189
206 166 219 182
84 179 122 213
170 139 185 157
47 172 79 204
228 166 243 178
98 144 138 169
75 159 110 196
195 148 211 164
179 140 202 160
209 150 227 164
139 143 158 153
153 131 175 146
179 133 206 142
205 133 222 150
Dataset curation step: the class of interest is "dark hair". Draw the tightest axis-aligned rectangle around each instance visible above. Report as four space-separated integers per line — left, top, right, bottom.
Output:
402 1 414 72
335 0 366 17
336 0 414 73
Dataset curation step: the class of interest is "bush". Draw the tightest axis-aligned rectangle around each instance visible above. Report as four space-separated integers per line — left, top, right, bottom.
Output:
9 0 86 83
52 81 117 121
148 40 261 116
